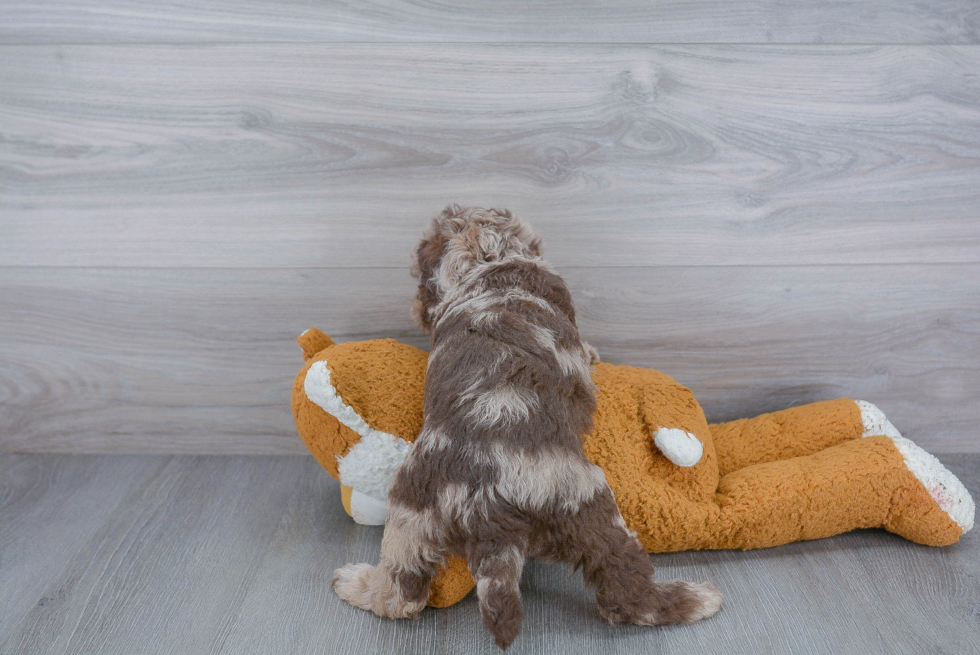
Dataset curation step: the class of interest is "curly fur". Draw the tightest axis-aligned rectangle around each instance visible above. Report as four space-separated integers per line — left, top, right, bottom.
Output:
333 206 721 649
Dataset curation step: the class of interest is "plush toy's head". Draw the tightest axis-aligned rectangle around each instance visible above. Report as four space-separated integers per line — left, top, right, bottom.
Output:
293 328 477 607
292 328 426 524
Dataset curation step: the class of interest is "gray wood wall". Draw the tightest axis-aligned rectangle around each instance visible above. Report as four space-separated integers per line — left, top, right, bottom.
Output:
2 2 978 454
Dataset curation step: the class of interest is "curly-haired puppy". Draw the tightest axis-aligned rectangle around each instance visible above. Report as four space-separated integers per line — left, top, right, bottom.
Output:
333 206 721 649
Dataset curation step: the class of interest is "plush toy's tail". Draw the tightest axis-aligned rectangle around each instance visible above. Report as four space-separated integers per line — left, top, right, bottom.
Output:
298 327 335 361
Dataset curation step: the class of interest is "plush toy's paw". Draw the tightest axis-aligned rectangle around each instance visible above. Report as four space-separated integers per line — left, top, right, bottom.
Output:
340 484 389 525
653 428 704 467
857 400 975 534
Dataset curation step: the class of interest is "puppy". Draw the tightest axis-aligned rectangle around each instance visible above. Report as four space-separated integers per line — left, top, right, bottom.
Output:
333 206 721 649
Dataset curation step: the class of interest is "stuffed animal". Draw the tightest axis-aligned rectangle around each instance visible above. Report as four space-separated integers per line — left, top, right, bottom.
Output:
292 328 975 609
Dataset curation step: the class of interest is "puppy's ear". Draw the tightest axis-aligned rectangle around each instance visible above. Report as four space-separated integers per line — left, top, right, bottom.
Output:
412 285 438 333
411 234 446 333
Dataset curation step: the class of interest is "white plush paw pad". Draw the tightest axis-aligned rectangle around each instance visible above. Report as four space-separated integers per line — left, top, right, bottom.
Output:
857 400 975 534
856 400 902 439
891 435 975 534
654 428 704 467
350 490 388 526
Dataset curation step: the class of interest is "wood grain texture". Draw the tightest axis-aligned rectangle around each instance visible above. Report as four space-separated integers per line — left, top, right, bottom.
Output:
0 456 328 654
1 1 978 44
1 454 977 654
2 265 977 454
2 45 979 268
0 456 152 640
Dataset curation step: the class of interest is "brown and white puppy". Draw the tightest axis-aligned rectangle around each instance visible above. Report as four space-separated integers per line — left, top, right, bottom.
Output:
332 206 721 649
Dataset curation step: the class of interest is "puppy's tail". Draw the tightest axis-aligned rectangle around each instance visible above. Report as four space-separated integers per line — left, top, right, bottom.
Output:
471 545 526 650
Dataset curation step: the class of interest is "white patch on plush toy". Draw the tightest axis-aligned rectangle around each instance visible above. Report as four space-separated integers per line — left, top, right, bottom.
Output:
653 428 703 467
856 400 902 440
337 432 412 499
857 400 974 533
349 489 389 525
304 360 412 514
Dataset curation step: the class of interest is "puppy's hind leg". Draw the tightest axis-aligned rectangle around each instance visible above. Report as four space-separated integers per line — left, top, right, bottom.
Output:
332 503 444 619
466 540 527 650
545 490 721 626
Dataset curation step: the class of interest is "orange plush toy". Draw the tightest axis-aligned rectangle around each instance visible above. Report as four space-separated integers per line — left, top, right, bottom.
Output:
293 328 975 609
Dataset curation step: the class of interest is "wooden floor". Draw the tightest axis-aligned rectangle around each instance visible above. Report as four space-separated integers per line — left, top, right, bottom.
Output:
0 453 977 655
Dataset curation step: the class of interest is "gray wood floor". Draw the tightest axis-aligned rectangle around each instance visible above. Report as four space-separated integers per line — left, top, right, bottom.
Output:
1 453 978 655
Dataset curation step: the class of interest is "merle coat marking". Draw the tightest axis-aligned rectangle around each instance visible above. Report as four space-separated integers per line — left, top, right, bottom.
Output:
332 206 721 650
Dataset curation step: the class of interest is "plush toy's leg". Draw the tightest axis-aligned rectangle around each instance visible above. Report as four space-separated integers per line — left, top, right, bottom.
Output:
705 434 972 550
710 398 864 476
536 490 721 626
332 503 443 619
426 555 475 608
854 401 974 536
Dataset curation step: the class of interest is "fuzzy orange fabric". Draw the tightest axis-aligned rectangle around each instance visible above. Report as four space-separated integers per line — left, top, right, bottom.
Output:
293 330 426 478
426 555 475 609
293 332 968 608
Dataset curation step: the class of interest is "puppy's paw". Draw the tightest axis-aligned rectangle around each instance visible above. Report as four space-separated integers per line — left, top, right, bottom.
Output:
599 579 722 626
332 562 427 619
639 580 722 625
680 582 722 622
332 563 375 611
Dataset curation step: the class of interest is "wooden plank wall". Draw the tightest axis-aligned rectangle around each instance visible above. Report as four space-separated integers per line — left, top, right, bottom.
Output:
1 3 978 454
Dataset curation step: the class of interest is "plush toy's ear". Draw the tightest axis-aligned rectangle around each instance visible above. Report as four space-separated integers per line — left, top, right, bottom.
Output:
298 327 335 361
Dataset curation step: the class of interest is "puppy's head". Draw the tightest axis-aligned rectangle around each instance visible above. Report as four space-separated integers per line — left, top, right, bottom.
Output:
411 205 542 332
